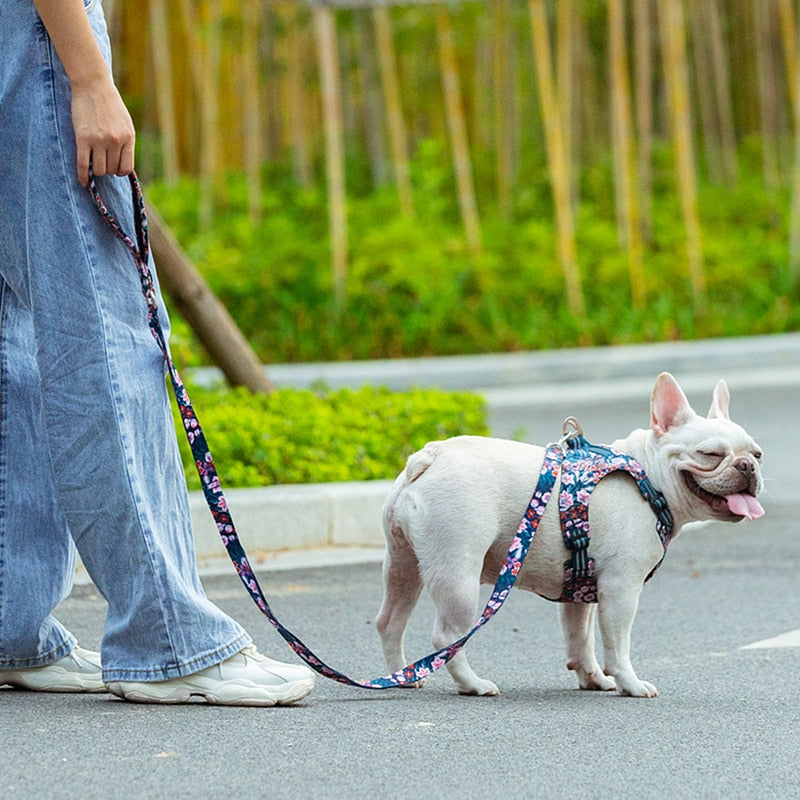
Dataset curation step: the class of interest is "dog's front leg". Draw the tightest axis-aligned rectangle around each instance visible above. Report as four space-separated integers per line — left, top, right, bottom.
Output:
560 604 616 691
597 588 658 697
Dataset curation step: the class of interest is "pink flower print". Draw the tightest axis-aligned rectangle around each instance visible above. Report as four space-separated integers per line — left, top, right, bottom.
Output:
432 655 447 671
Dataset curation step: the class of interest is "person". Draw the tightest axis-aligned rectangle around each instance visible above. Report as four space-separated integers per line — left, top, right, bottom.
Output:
0 0 315 706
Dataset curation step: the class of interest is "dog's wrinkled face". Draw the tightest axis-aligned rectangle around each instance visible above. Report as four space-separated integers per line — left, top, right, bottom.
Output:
650 373 764 523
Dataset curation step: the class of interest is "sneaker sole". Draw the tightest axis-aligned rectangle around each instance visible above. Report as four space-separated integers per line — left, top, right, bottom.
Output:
1 674 107 693
106 677 315 707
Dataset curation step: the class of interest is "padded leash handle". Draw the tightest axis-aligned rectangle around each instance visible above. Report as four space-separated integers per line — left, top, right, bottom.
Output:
87 171 552 689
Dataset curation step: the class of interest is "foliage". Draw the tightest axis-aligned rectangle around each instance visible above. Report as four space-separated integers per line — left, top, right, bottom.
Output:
173 381 488 489
147 149 799 368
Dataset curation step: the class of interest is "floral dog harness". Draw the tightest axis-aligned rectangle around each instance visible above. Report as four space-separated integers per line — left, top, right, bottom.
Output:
525 421 674 604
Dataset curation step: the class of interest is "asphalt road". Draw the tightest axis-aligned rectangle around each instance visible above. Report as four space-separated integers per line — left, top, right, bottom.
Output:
2 505 798 800
2 337 799 799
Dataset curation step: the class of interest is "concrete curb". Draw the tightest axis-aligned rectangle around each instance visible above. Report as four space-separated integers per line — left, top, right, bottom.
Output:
189 480 393 559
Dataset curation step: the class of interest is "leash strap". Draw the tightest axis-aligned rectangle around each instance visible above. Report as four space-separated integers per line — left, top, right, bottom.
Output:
87 172 553 689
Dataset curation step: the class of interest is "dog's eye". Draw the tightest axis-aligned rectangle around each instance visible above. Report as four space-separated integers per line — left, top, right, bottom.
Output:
698 450 724 460
753 451 763 461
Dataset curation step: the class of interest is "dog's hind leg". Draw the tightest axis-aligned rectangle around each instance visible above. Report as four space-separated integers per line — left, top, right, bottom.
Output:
375 532 424 686
561 604 616 691
428 568 499 696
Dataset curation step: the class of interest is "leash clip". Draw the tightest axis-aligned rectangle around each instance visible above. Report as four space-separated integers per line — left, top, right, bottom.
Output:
558 416 583 450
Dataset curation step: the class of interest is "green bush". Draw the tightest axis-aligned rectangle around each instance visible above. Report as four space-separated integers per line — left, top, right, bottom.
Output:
173 381 488 489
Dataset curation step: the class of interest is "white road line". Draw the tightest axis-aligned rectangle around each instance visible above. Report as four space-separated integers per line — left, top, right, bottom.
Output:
740 629 800 649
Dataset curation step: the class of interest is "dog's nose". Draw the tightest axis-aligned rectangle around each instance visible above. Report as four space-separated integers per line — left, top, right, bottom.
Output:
734 458 755 475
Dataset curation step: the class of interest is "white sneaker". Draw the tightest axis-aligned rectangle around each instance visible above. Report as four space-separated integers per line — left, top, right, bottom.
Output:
0 646 105 693
106 646 315 706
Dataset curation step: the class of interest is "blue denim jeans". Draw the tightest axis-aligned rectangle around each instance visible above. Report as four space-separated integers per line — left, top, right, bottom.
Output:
0 0 251 680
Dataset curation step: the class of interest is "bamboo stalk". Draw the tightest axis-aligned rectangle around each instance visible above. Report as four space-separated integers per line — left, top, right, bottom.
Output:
177 0 205 175
633 0 654 243
689 0 725 183
148 0 179 184
752 0 780 189
608 0 646 310
704 0 738 185
492 0 513 219
777 0 799 120
436 4 482 257
356 12 388 189
373 5 414 217
657 0 706 308
241 0 263 223
556 0 575 208
285 6 313 188
314 4 348 309
782 0 800 278
529 0 584 317
574 11 601 168
198 0 222 226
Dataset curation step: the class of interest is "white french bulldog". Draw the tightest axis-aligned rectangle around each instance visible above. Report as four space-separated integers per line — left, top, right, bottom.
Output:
376 373 764 698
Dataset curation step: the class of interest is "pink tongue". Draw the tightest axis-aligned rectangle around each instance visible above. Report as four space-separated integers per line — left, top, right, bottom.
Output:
726 493 765 520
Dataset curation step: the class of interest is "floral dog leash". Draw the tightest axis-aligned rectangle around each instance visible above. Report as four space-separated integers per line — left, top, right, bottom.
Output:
88 172 670 689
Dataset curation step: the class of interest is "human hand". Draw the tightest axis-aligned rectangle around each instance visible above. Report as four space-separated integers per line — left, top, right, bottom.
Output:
70 77 135 187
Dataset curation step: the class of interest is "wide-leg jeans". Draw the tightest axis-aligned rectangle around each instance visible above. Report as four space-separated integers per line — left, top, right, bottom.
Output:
0 0 251 681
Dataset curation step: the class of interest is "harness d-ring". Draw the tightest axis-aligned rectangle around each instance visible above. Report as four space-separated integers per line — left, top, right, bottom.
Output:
559 416 583 448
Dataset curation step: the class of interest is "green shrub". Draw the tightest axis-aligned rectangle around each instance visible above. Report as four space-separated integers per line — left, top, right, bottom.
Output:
173 381 488 489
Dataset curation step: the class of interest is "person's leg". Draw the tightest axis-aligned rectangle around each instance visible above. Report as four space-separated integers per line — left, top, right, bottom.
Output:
15 0 250 681
0 0 308 701
1 0 312 704
0 279 78 667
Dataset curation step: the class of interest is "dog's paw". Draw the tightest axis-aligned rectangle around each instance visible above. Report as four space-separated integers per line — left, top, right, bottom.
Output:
457 678 500 697
567 660 617 691
617 679 658 698
400 679 426 689
578 672 617 692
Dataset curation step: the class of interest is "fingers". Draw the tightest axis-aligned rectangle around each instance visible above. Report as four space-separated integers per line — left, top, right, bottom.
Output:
76 142 92 187
71 83 136 186
77 139 136 187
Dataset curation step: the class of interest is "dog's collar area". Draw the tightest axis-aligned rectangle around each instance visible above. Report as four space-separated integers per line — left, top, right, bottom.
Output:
544 428 674 603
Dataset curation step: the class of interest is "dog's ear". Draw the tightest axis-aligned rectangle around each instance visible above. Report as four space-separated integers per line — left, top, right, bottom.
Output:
650 372 694 434
707 379 730 420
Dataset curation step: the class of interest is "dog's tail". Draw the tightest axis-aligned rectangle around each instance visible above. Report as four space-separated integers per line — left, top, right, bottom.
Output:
403 442 439 484
382 442 440 543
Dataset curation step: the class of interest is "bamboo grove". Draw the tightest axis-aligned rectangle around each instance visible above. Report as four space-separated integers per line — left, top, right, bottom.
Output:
105 0 800 315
